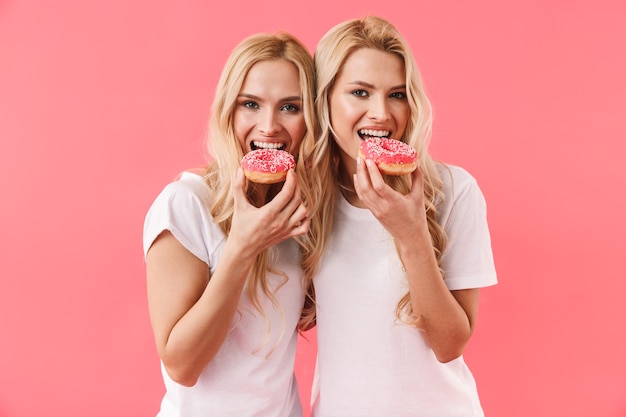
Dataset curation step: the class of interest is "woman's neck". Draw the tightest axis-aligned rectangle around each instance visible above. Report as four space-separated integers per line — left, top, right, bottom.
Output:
337 166 365 208
247 182 280 207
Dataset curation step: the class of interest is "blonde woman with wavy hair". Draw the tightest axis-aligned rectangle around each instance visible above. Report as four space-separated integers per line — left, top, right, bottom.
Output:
143 32 315 417
302 16 497 416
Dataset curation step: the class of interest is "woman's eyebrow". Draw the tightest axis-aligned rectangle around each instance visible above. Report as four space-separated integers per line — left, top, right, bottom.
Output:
237 93 302 101
347 81 406 90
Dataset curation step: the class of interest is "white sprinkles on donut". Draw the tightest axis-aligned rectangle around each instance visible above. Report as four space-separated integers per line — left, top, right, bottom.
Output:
241 148 296 184
358 137 418 176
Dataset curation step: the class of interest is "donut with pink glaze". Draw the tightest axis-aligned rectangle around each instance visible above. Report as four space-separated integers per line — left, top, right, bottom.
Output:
358 137 418 176
241 149 296 184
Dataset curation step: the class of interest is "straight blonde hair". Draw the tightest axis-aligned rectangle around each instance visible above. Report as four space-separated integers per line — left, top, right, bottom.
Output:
301 16 447 327
201 32 316 335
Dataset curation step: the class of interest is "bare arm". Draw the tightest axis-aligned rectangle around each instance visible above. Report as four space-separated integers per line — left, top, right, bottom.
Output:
146 169 309 386
354 158 478 362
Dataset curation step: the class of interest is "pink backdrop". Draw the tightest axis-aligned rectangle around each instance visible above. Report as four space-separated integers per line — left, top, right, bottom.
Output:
1 1 625 416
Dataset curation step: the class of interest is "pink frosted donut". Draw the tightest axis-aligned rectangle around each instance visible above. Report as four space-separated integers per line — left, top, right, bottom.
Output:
358 137 418 176
241 149 296 184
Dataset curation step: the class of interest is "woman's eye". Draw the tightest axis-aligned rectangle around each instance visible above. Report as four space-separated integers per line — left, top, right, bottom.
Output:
243 101 259 109
281 103 300 112
351 89 368 97
390 91 407 99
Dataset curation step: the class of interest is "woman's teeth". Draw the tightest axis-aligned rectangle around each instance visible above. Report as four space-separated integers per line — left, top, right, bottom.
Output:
358 129 390 138
252 141 285 150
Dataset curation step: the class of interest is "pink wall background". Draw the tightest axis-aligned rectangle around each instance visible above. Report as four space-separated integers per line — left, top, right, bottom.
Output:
1 1 625 416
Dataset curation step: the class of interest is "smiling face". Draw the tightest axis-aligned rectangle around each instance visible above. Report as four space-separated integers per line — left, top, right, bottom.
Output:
233 59 306 157
329 48 410 175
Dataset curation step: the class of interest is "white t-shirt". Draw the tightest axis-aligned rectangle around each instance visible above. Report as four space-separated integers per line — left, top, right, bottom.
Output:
143 172 304 417
311 164 497 417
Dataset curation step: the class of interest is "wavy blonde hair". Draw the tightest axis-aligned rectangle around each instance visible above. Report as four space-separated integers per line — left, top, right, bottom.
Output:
300 16 447 327
200 32 316 335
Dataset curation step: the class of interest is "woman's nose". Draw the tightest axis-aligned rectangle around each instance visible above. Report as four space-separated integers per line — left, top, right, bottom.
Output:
367 96 391 122
258 110 281 135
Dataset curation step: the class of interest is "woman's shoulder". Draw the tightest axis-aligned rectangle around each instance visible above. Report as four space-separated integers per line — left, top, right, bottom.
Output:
434 161 480 194
144 169 219 263
146 170 214 224
159 170 210 200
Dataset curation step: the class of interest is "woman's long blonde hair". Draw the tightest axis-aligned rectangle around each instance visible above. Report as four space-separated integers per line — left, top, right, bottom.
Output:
201 32 316 333
301 16 447 327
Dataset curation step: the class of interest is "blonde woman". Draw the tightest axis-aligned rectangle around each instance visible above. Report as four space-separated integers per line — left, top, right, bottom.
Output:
143 32 315 417
302 16 497 416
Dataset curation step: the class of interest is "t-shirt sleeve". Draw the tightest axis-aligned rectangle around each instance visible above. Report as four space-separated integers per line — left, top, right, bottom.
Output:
439 166 498 290
143 175 221 266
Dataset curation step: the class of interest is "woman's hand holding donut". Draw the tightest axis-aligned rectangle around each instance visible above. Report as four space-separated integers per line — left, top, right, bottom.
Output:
229 168 309 258
353 156 427 245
